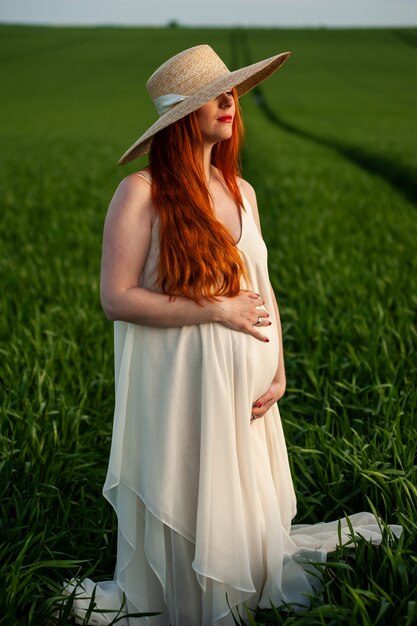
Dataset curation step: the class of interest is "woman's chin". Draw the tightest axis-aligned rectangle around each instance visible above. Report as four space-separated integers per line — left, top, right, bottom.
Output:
203 129 233 145
216 131 234 143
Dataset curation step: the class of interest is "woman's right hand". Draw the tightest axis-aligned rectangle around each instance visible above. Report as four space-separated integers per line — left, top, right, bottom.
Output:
212 290 271 342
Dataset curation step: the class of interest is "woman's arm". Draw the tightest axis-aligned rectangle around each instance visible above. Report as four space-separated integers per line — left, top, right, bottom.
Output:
240 179 287 417
100 174 270 341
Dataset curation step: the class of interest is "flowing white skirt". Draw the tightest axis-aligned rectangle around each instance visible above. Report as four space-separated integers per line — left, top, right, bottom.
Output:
63 318 402 625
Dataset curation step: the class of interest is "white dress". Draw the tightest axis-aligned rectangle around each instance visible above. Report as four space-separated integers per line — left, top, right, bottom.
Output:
66 171 402 625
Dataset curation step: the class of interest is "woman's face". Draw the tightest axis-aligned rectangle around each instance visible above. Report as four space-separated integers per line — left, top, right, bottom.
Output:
195 91 235 144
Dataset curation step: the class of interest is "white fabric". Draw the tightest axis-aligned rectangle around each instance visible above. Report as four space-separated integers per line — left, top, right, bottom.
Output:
65 181 402 625
153 93 189 116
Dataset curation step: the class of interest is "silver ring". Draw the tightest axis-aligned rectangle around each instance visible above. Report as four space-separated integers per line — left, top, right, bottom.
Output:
254 317 262 327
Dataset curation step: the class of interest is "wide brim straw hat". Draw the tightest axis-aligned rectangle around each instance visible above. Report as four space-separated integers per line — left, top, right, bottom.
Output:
118 44 292 166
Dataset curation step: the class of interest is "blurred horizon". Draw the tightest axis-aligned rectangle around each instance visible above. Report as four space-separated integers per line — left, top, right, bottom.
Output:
2 22 417 30
1 0 417 28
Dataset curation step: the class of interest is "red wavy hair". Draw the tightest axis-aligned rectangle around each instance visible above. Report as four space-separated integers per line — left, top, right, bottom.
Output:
149 88 249 302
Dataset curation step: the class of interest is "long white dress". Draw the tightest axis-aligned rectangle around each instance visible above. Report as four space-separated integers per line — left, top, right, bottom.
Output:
65 171 402 625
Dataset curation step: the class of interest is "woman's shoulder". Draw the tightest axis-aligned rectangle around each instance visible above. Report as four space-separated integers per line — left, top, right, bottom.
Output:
131 167 152 185
116 168 153 205
236 175 253 190
236 176 262 233
236 176 257 207
121 167 152 189
107 168 155 224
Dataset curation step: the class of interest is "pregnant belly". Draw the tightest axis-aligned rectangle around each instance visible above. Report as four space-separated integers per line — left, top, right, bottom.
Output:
130 317 279 423
230 318 279 401
197 318 279 412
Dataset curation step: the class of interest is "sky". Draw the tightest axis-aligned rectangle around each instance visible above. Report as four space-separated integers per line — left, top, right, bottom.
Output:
1 0 417 28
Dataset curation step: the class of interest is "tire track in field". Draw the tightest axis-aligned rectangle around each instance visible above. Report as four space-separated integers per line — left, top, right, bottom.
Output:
231 30 417 208
391 28 417 51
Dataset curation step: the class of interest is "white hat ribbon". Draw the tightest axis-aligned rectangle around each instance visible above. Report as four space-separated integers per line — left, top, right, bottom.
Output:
153 93 189 116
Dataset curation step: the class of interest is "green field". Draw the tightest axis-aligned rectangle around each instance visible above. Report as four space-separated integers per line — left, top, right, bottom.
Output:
1 24 416 625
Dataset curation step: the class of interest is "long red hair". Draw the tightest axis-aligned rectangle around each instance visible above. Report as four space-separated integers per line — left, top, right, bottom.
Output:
149 88 248 302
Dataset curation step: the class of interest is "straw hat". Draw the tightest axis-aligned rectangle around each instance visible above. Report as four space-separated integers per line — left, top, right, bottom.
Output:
118 44 292 166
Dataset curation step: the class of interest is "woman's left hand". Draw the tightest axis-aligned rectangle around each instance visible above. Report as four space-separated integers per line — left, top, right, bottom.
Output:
251 379 286 422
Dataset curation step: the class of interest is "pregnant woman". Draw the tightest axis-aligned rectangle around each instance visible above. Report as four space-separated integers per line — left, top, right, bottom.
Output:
66 44 401 626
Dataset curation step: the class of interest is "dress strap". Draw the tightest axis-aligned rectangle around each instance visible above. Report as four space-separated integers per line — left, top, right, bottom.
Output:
237 179 253 219
134 170 152 185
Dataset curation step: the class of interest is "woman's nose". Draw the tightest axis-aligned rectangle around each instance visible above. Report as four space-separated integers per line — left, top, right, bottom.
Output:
220 93 233 107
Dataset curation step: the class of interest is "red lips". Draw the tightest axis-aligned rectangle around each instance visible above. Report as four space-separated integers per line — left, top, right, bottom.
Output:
217 116 233 122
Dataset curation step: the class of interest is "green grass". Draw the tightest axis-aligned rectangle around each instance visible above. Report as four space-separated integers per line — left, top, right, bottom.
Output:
1 24 416 626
